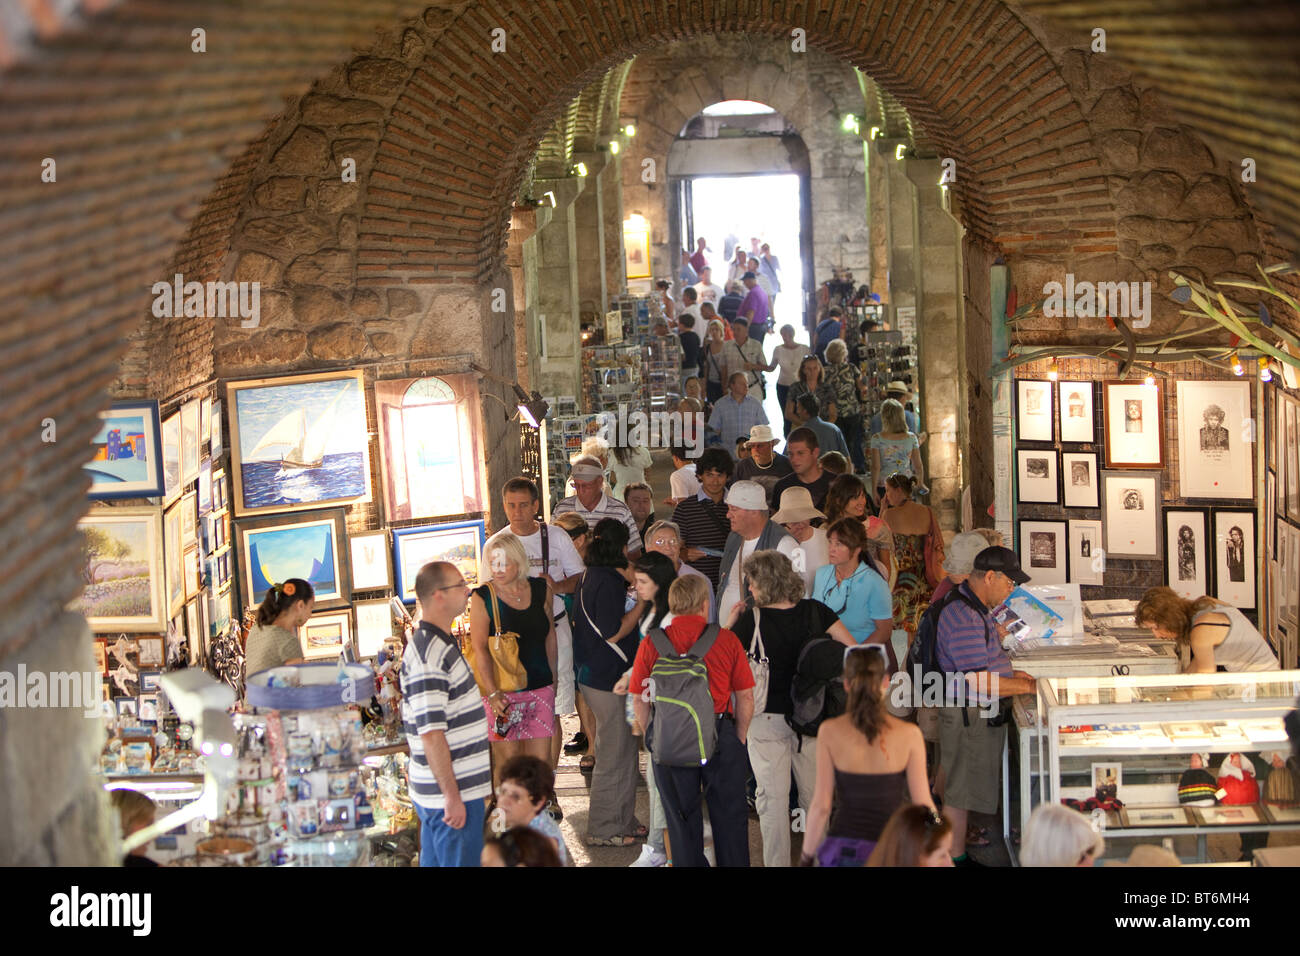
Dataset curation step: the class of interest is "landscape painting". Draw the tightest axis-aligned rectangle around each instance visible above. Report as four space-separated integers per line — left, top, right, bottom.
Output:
85 400 165 500
71 508 166 632
228 371 372 516
237 509 350 610
393 519 486 605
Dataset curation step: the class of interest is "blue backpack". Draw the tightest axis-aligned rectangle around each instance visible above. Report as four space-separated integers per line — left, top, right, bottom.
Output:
814 318 841 362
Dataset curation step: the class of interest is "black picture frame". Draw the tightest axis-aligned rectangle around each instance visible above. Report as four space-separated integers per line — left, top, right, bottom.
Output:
1061 451 1100 509
1162 507 1211 600
1211 508 1256 610
1016 448 1059 505
1016 379 1054 443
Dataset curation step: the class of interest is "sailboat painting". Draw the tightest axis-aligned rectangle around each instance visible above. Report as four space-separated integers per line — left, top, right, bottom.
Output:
228 371 372 516
85 400 165 500
236 509 350 610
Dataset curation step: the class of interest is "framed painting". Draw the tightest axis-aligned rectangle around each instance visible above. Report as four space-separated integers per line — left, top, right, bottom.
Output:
1163 508 1210 600
212 469 227 513
161 411 181 503
139 669 162 693
1101 471 1162 559
301 609 352 661
1212 508 1256 609
1193 804 1261 826
180 399 201 486
1286 395 1300 520
1068 519 1105 585
1018 520 1067 586
71 508 167 632
211 399 224 460
183 545 201 600
1058 382 1095 444
138 693 159 724
1015 380 1054 443
1061 451 1100 509
1119 806 1190 828
137 636 164 668
1103 381 1164 469
180 491 198 549
85 400 165 500
392 519 487 605
163 502 183 617
1175 380 1253 499
198 458 212 516
1016 449 1058 504
200 397 212 444
373 375 487 523
92 640 107 674
354 598 394 658
623 215 651 280
209 588 231 640
227 370 372 516
185 600 201 660
236 508 350 611
349 530 392 591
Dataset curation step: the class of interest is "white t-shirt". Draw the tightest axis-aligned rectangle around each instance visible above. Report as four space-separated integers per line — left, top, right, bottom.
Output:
693 281 725 306
790 527 829 598
772 344 804 386
718 534 800 626
609 446 654 499
670 462 701 500
485 524 584 615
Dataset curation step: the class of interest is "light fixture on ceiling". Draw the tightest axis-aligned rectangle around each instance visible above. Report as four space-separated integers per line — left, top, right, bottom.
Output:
1231 352 1244 376
609 139 620 155
1047 357 1059 381
841 114 861 135
1258 357 1273 382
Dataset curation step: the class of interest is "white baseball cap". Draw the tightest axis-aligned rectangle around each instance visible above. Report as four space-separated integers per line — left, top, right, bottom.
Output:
724 480 768 511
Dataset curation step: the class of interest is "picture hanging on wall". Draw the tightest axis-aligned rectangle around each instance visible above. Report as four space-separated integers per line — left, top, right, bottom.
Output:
70 508 167 632
1212 508 1256 609
1016 449 1058 504
300 609 352 661
1016 380 1054 443
392 519 486 605
1061 452 1100 509
373 375 487 523
1068 519 1105 585
1103 381 1164 469
211 399 224 460
1163 508 1210 600
161 411 181 503
1018 520 1068 585
235 508 350 611
180 399 201 486
198 458 212 516
1101 471 1162 559
1285 395 1300 520
228 370 372 517
354 598 394 658
201 397 212 444
1175 380 1253 500
180 491 198 550
349 530 392 591
85 400 166 500
1058 382 1095 444
163 501 183 617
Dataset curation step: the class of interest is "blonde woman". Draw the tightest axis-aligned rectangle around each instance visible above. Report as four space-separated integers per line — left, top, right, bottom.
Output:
702 318 728 405
869 399 924 502
469 533 558 786
1020 804 1104 867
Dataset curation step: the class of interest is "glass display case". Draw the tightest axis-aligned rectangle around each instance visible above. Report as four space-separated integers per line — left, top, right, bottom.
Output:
1034 671 1300 861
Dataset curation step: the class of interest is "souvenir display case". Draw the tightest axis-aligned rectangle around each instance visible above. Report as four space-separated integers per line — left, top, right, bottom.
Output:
1033 671 1300 862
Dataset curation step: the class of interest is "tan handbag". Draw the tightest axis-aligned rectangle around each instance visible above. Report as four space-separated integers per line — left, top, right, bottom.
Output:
464 584 527 695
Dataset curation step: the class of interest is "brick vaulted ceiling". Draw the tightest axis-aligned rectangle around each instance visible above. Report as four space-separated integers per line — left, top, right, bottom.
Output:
1 2 1298 659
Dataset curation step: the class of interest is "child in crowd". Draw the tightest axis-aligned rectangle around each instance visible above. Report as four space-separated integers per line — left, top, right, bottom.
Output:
493 755 571 866
111 789 159 867
481 827 563 867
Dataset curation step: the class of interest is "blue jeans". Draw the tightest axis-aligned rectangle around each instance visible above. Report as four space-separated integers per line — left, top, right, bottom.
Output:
416 797 486 867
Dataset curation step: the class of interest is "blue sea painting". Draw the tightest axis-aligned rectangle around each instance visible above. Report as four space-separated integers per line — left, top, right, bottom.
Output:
246 522 339 605
86 414 149 483
235 376 370 511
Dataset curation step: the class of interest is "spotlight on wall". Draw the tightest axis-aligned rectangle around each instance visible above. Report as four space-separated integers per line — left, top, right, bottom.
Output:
895 144 907 160
512 384 550 429
1047 358 1059 381
1231 352 1244 376
573 162 588 177
623 123 637 137
841 114 861 135
1259 357 1273 382
609 139 621 155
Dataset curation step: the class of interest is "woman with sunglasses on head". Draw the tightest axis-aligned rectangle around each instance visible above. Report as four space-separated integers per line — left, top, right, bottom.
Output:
810 517 896 669
729 550 856 868
802 644 934 867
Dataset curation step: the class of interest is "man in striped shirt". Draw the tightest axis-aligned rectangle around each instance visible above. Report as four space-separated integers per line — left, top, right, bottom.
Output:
552 457 643 556
401 560 492 867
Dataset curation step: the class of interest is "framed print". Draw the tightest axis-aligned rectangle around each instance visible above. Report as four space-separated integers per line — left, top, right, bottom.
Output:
138 693 159 724
1058 382 1095 444
228 370 372 516
236 508 350 610
200 397 212 444
1288 522 1300 627
354 598 394 658
183 545 201 600
139 669 162 693
373 375 487 523
180 399 201 485
1015 380 1054 442
623 215 651 280
211 399 224 460
1119 806 1190 828
349 530 392 591
115 697 138 720
1286 396 1300 519
1101 471 1161 559
180 491 198 549
1193 804 1261 826
1265 805 1300 824
392 519 487 605
212 469 227 513
1068 520 1105 585
1061 452 1099 509
1163 508 1210 599
1018 520 1067 585
1016 449 1058 504
161 411 181 503
1175 380 1253 499
163 502 183 617
1212 508 1255 609
92 640 107 674
1091 762 1121 801
185 600 200 658
301 609 351 661
137 636 164 667
209 588 231 639
85 400 165 500
1103 381 1164 468
198 459 212 516
71 508 167 632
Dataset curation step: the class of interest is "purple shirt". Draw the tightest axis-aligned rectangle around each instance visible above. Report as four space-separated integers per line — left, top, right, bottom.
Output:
739 284 770 328
936 582 1012 704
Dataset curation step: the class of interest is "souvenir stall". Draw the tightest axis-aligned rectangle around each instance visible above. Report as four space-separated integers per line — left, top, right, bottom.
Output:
989 266 1300 863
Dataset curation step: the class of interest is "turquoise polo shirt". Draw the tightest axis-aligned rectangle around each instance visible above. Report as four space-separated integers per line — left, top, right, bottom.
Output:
811 561 892 643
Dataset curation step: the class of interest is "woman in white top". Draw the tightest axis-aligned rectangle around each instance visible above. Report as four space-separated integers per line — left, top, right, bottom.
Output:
772 324 805 438
610 442 653 500
1136 587 1279 672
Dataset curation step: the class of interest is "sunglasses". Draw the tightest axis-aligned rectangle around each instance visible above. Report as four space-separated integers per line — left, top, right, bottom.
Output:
843 643 887 665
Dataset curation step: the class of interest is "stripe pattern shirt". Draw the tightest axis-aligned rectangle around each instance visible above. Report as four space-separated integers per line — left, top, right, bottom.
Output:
552 491 643 552
401 621 491 809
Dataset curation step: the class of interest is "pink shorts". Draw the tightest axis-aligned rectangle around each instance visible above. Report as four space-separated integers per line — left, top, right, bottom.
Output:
482 686 556 742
